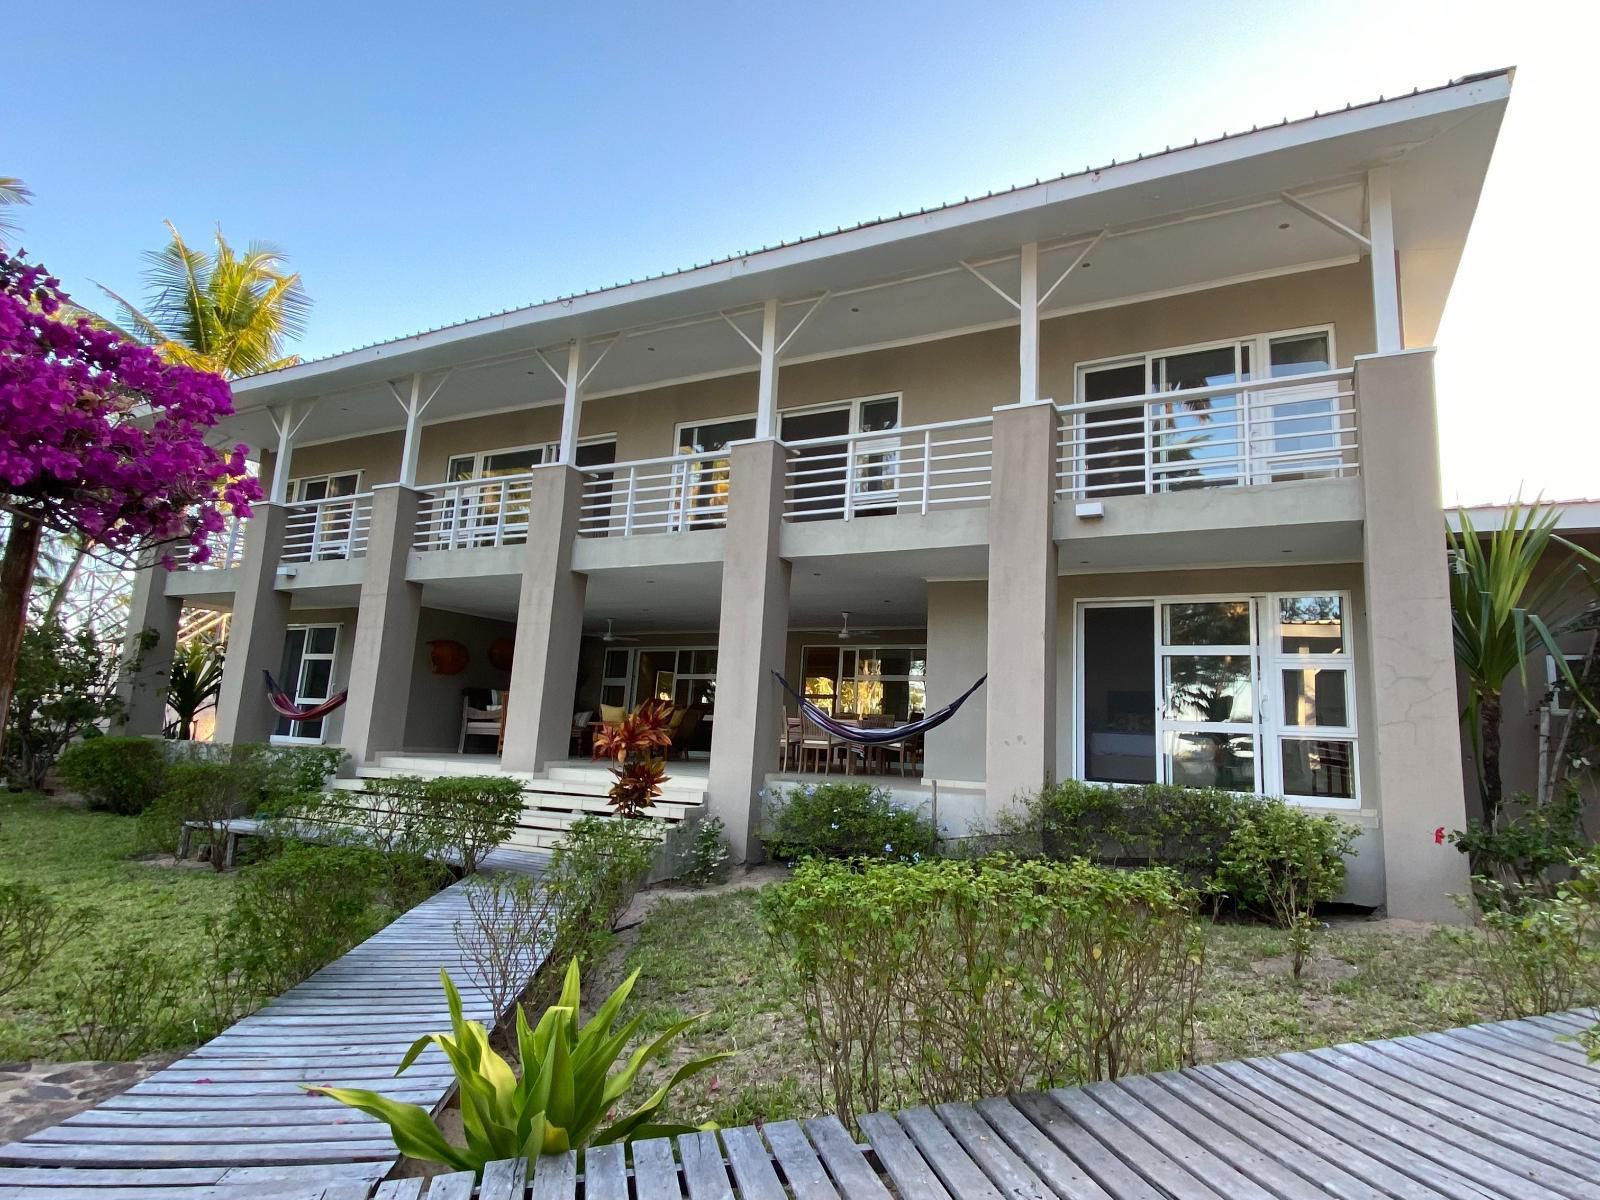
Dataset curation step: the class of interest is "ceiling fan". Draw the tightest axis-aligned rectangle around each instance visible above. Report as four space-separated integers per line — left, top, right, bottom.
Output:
837 611 879 640
600 619 639 644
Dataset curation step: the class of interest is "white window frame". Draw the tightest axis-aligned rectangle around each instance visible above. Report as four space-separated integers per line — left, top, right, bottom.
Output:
1547 652 1587 716
1072 591 1360 809
671 394 903 457
447 435 618 481
270 623 342 746
1073 326 1341 493
285 471 362 503
800 643 928 718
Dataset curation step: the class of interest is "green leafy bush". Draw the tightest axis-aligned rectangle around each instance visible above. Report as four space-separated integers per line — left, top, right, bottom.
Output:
424 775 524 873
1 880 95 998
680 816 731 887
1448 785 1589 907
4 622 126 791
761 856 1203 1126
208 843 387 999
55 941 184 1059
1470 847 1600 1019
763 782 937 862
309 960 731 1170
144 759 253 868
58 736 167 815
1210 799 1356 978
1008 780 1245 883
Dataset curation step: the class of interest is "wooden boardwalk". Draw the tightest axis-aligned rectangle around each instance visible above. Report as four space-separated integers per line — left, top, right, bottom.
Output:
400 1008 1600 1200
0 848 548 1199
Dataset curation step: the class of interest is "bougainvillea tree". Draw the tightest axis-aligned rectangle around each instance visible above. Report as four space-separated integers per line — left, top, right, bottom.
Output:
0 250 260 755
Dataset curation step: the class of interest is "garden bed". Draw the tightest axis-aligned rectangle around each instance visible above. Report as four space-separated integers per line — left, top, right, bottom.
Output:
594 875 1506 1129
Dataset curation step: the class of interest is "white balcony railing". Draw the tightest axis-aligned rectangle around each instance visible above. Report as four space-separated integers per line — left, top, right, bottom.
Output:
188 513 246 570
782 416 994 522
413 475 535 551
1055 367 1358 499
282 494 373 563
578 451 733 537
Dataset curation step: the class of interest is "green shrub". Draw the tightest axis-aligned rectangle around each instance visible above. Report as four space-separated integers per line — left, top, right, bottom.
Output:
58 736 167 815
209 843 388 998
1010 780 1246 883
1211 799 1356 978
1470 847 1600 1019
763 782 937 862
145 759 253 868
680 816 731 887
308 960 731 1170
762 856 1203 1126
1448 785 1589 907
424 775 524 873
4 622 126 791
55 941 185 1059
1 880 95 998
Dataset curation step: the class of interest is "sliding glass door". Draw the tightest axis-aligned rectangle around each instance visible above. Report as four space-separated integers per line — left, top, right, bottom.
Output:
1077 592 1358 806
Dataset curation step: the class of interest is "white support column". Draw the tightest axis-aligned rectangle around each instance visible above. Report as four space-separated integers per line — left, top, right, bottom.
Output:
755 298 780 440
267 402 316 504
558 339 584 466
1018 242 1041 405
1367 167 1402 354
388 372 452 486
398 375 424 487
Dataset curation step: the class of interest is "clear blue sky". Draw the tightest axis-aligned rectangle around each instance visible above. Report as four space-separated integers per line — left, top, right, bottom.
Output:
8 0 1594 503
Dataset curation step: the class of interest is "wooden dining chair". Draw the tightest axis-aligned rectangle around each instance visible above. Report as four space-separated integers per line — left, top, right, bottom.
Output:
800 713 835 774
781 715 803 770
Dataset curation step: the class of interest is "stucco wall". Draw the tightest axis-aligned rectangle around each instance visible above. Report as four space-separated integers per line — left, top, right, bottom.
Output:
402 608 517 752
261 262 1377 489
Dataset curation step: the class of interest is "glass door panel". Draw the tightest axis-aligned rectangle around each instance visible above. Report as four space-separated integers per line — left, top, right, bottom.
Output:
1251 332 1341 482
1156 597 1259 794
1151 345 1244 491
1078 363 1148 497
781 407 851 521
1081 605 1157 784
273 625 338 741
677 418 754 529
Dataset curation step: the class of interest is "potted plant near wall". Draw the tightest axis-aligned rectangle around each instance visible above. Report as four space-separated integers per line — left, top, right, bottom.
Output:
592 698 673 817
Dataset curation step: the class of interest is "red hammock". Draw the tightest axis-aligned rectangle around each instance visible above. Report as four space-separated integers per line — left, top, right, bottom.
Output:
263 670 349 722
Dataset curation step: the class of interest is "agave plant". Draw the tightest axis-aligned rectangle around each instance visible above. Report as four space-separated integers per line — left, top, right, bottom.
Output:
305 960 730 1173
592 697 674 818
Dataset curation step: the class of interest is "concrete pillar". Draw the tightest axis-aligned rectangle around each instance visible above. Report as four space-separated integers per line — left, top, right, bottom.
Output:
500 467 587 772
985 403 1058 812
338 485 422 766
213 505 291 746
708 439 791 862
1355 348 1471 922
115 557 183 735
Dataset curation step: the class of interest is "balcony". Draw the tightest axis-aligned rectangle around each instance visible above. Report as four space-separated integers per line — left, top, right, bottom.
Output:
413 476 533 552
282 494 373 563
1055 367 1357 499
782 416 993 522
578 450 731 537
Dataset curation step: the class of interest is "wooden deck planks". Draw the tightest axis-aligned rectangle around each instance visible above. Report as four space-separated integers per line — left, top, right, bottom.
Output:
0 856 550 1196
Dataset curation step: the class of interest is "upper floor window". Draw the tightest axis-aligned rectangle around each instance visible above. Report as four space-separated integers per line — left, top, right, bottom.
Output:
286 471 361 503
1072 328 1343 496
447 438 617 483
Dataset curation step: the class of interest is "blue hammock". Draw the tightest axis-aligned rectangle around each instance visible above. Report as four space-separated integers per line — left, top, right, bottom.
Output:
772 671 987 745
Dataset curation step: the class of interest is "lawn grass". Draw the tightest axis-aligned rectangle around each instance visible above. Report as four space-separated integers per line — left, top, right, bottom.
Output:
603 884 1502 1129
0 791 237 1061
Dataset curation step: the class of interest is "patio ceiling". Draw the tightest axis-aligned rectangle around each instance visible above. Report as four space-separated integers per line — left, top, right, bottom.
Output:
222 74 1509 457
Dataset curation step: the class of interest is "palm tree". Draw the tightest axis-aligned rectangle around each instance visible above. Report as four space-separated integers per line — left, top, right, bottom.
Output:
1447 502 1598 826
0 177 30 250
166 636 225 739
99 221 310 379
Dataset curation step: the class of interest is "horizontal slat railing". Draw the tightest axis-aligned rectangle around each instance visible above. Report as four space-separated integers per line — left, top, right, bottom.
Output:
1056 367 1358 499
782 416 993 522
578 451 732 537
187 513 246 569
413 475 536 551
281 494 374 563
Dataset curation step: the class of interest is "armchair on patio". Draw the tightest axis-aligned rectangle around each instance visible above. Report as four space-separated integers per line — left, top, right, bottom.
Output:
668 706 703 759
458 688 504 753
570 709 594 756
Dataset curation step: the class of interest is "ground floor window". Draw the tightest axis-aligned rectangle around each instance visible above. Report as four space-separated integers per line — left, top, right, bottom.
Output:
596 645 717 752
273 624 340 743
1077 593 1357 806
801 644 927 720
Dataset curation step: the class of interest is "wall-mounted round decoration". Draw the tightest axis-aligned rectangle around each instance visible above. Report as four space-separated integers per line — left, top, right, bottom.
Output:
489 638 515 672
428 639 469 675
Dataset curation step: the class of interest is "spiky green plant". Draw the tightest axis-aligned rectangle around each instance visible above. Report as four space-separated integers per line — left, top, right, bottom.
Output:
166 635 225 739
1447 502 1598 825
99 221 310 378
305 960 730 1174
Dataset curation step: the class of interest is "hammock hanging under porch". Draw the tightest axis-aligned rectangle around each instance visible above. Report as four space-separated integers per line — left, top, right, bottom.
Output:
263 669 349 722
772 671 986 744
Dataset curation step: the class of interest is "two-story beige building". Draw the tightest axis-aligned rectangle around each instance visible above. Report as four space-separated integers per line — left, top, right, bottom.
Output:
118 71 1512 919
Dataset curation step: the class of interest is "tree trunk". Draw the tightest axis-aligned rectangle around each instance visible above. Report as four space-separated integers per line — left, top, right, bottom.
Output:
0 517 44 764
1480 689 1505 829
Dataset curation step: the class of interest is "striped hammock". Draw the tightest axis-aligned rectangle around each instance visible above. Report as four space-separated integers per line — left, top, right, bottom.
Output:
263 670 349 722
773 671 986 745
